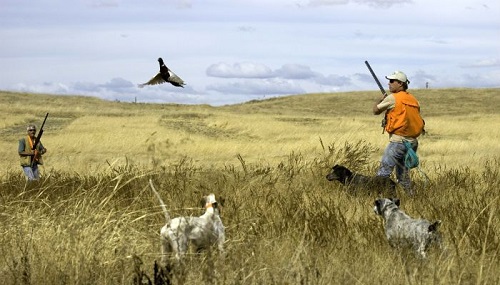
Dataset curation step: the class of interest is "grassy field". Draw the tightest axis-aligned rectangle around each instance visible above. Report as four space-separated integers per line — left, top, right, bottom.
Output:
0 88 499 284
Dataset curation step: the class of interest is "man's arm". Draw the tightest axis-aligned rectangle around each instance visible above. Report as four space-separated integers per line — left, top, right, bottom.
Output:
372 97 385 115
373 94 394 115
18 139 34 157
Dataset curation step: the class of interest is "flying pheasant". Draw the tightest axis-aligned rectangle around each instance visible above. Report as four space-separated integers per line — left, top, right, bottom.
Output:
138 58 185 88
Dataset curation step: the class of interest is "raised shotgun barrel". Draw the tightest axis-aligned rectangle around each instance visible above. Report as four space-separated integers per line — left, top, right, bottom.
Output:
364 61 387 133
365 60 387 98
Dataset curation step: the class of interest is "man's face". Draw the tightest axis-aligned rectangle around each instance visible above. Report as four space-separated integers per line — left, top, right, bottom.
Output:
388 79 403 93
27 128 36 138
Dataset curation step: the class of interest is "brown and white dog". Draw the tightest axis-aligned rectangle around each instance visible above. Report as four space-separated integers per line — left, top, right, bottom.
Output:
149 179 225 263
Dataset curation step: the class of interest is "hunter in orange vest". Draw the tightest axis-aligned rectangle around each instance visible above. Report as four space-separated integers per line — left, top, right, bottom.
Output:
18 124 47 181
372 71 424 195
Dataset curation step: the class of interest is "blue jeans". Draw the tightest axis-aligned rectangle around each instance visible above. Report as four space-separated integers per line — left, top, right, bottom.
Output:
377 141 418 195
22 165 40 181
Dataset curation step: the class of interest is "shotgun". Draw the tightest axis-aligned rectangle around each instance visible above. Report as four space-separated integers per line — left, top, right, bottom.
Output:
365 60 387 98
31 113 49 167
364 61 387 133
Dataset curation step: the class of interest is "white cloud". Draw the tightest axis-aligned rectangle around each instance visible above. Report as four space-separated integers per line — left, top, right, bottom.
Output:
299 0 412 8
354 0 412 8
84 0 119 8
306 0 349 6
460 58 500 68
100 78 135 90
207 62 274 78
274 64 318 79
314 74 352 86
206 78 305 95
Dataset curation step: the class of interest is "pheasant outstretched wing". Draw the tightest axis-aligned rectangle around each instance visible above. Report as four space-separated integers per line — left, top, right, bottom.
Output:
137 73 165 88
167 70 185 87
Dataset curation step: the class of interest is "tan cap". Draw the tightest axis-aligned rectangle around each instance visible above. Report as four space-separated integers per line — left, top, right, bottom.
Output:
385 71 409 84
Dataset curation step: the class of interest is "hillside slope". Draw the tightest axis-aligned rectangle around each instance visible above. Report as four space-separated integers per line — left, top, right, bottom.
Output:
1 88 498 174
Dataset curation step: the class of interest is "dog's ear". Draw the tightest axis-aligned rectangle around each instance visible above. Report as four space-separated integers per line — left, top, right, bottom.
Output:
218 196 225 207
428 220 441 232
342 167 351 176
391 198 400 207
374 199 383 214
200 197 207 208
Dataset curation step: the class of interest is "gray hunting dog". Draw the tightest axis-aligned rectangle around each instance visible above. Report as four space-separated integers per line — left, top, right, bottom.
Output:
373 198 442 258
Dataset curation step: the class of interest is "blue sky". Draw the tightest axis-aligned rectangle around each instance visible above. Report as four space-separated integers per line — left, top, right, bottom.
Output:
1 0 499 105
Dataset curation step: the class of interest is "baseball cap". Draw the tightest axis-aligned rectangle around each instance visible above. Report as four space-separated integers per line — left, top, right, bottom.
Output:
27 125 36 131
385 71 410 84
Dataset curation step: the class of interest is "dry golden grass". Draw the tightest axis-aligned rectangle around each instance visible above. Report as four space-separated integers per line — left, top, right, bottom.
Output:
1 88 499 173
0 88 499 284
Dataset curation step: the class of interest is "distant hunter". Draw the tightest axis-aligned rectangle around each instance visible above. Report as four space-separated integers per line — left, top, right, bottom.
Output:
18 114 48 181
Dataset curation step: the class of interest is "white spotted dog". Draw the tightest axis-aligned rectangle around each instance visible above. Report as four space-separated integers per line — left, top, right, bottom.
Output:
373 198 442 258
148 179 225 263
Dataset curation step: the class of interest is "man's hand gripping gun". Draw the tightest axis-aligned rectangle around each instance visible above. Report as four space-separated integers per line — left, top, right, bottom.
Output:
31 113 49 167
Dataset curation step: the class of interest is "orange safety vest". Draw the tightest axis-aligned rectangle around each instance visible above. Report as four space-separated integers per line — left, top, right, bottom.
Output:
384 91 425 138
20 136 44 166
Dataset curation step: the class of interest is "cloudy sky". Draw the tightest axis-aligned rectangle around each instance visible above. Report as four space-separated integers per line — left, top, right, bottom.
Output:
1 0 499 106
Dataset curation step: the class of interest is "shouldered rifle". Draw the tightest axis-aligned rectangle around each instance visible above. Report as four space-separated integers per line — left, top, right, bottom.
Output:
31 113 49 167
364 61 387 133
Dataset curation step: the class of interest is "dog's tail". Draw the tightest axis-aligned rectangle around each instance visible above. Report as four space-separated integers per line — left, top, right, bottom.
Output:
149 179 170 223
428 220 441 232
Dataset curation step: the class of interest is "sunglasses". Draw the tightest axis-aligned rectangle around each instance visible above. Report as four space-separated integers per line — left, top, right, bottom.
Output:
28 129 36 132
389 79 401 83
